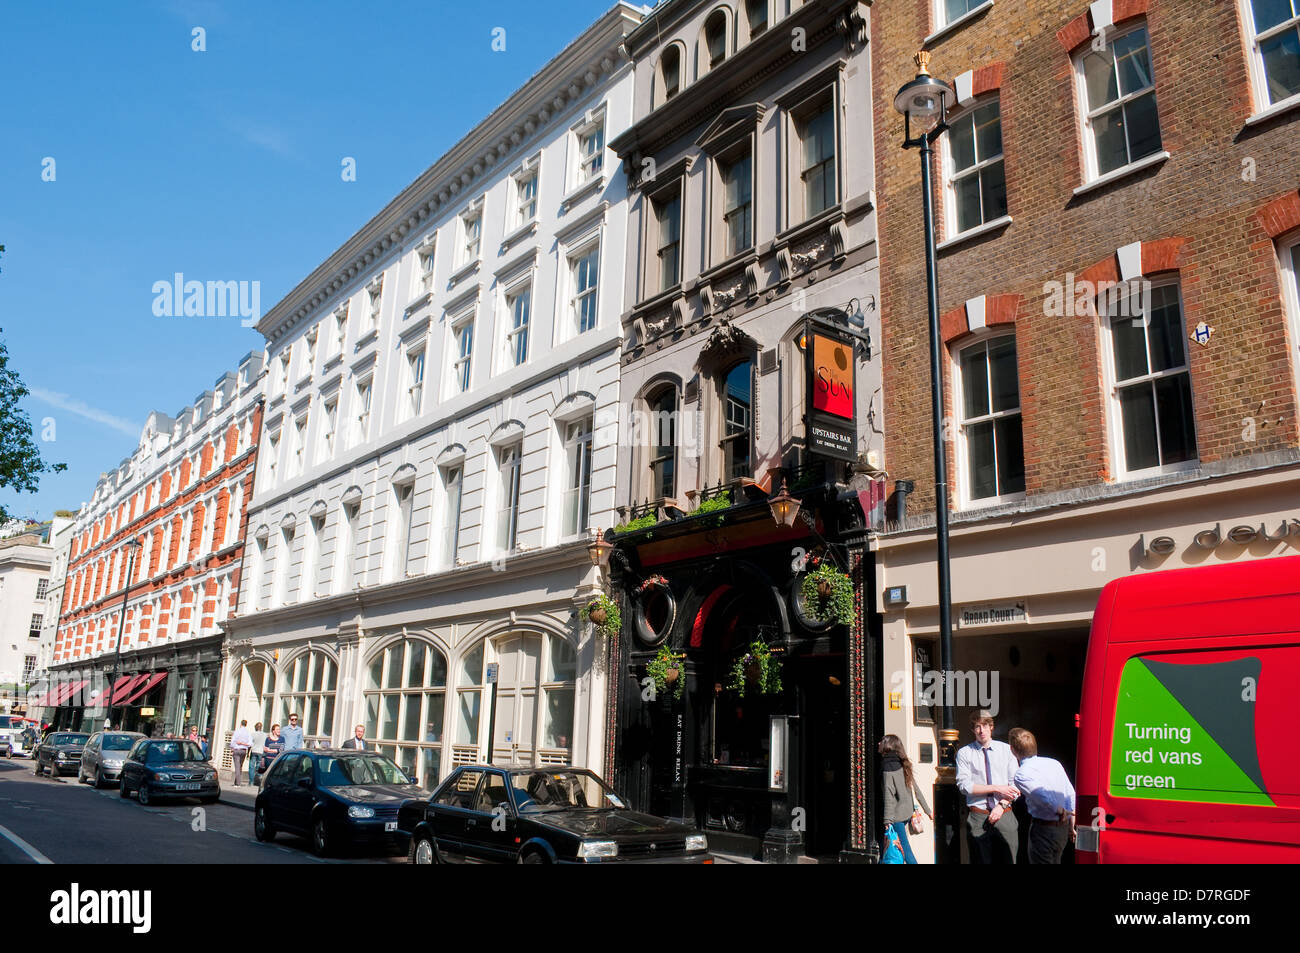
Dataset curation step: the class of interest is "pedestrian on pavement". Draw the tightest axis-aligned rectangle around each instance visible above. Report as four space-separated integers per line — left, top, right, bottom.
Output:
230 720 253 787
258 723 284 782
879 734 933 864
956 709 1021 864
341 724 367 750
186 725 200 747
249 721 267 785
281 713 305 752
1009 727 1076 864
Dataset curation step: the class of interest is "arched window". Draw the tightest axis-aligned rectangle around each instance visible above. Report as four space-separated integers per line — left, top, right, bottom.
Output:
704 10 729 70
364 637 448 788
278 650 337 745
646 385 678 500
721 360 753 481
658 45 682 105
228 658 274 736
745 0 768 40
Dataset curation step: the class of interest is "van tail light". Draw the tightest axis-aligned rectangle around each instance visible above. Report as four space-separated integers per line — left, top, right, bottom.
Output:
1074 793 1100 863
1074 712 1080 728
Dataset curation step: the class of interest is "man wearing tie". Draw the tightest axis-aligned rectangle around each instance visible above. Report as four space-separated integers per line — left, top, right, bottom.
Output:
956 709 1020 863
341 724 367 750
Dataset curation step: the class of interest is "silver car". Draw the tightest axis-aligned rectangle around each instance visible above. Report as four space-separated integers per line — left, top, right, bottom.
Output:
79 731 146 787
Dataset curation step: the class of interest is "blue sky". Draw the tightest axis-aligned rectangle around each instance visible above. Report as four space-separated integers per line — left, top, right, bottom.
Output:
0 0 622 521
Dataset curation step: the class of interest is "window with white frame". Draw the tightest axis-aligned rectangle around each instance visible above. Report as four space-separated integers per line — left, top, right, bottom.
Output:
515 169 538 228
292 413 308 476
647 386 678 500
36 577 49 600
946 97 1007 235
1243 0 1300 109
273 524 295 606
452 314 474 393
722 149 754 256
704 8 729 69
387 480 416 580
939 0 988 27
29 614 43 639
279 650 337 744
23 656 36 683
957 336 1025 502
439 465 463 567
1104 281 1197 475
406 345 426 417
506 285 531 367
303 513 324 600
364 638 448 788
721 360 753 481
333 306 349 356
224 482 242 548
746 0 768 39
1076 25 1162 179
562 418 593 538
200 494 216 555
570 245 600 334
496 443 522 553
367 280 383 328
417 243 436 296
304 326 318 374
489 633 578 763
654 192 682 292
455 643 485 760
353 377 373 446
319 395 338 462
336 500 361 594
796 95 838 220
277 353 291 396
460 209 482 266
659 45 682 104
577 122 605 185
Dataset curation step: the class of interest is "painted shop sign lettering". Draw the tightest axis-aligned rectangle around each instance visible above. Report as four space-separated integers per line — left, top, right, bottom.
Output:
958 602 1028 628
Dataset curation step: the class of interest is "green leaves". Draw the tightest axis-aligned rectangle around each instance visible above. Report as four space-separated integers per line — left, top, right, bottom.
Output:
726 640 783 698
645 643 685 700
580 593 622 639
800 563 855 627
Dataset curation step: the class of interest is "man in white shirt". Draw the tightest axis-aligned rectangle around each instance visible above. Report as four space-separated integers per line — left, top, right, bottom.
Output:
956 709 1020 864
230 720 253 787
1009 727 1076 864
341 725 367 750
249 721 268 786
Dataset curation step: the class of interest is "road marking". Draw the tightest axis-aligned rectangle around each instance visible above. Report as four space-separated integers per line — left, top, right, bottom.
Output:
0 822 54 864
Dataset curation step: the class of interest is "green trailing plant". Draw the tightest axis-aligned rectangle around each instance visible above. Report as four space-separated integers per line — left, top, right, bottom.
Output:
694 490 732 527
613 512 658 534
645 643 685 700
580 592 622 638
727 640 783 698
801 562 855 627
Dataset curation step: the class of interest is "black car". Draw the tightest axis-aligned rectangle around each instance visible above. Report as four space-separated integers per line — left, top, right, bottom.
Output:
254 749 423 857
398 765 713 864
32 732 90 777
118 739 220 805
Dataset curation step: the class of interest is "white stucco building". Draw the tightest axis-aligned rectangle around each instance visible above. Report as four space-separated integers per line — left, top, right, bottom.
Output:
218 4 646 788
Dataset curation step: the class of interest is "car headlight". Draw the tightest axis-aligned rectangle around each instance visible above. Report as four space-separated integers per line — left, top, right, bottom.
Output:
686 834 708 852
57 752 70 759
204 770 216 781
154 773 173 781
104 759 122 768
577 840 618 859
347 805 375 819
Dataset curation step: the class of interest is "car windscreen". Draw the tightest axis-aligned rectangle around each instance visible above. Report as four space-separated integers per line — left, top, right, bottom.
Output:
51 734 89 746
0 717 20 729
510 771 623 812
316 755 408 787
102 735 137 751
145 741 205 764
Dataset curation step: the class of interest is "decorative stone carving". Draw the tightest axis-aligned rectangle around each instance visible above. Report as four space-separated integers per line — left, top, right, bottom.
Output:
776 245 794 284
744 260 761 299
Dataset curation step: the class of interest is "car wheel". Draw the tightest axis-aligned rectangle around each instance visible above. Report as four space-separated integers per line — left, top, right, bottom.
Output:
119 779 129 798
77 766 87 784
137 784 151 806
311 817 331 857
94 769 104 789
409 833 439 865
254 805 275 842
519 849 549 864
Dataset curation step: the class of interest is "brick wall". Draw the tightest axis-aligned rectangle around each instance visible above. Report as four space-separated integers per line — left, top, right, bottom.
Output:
873 0 1300 512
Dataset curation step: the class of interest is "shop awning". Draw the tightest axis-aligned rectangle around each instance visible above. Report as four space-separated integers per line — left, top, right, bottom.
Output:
122 672 167 705
85 675 133 709
49 680 87 707
111 674 150 706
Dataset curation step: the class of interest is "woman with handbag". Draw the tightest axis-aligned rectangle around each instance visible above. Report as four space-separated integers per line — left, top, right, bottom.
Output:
880 734 933 864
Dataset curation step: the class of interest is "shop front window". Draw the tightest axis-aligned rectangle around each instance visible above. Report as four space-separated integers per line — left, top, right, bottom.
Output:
364 637 447 788
279 651 338 745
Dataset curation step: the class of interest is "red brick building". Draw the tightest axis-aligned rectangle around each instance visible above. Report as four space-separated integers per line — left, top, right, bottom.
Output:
870 0 1300 861
43 351 263 738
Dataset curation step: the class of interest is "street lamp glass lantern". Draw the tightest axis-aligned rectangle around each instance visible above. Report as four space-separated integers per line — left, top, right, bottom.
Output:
893 52 952 131
768 481 801 528
587 531 612 569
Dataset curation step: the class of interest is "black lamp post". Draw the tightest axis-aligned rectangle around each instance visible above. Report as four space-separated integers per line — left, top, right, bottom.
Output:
895 51 961 864
106 538 143 731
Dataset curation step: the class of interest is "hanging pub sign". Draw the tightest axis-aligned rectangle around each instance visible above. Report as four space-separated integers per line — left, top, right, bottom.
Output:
805 325 857 461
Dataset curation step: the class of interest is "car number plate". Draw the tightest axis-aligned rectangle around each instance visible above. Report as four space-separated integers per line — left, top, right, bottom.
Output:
177 782 201 791
385 821 397 832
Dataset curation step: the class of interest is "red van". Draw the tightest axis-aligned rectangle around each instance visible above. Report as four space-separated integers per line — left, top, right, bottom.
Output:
1075 554 1300 863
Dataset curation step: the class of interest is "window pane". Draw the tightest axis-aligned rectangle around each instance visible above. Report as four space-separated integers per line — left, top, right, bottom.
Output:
980 162 1008 224
421 747 442 788
1155 375 1197 465
461 643 484 685
953 172 981 233
549 637 577 682
457 691 480 743
950 115 976 171
402 692 422 741
544 689 575 749
966 420 997 499
406 641 425 688
427 650 447 688
995 415 1026 495
320 695 334 737
303 696 317 735
1123 91 1162 163
1112 316 1149 382
988 337 1020 412
380 693 400 740
961 346 991 419
310 655 324 692
364 694 379 737
1114 30 1154 95
1261 28 1300 104
1092 108 1130 175
424 694 445 742
295 658 308 692
1118 384 1160 471
1146 286 1186 373
386 644 403 688
1252 0 1296 33
973 101 1002 159
1083 48 1119 107
946 0 979 21
324 658 336 692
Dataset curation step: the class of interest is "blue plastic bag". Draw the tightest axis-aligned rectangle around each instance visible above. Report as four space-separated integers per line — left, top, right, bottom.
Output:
882 828 904 864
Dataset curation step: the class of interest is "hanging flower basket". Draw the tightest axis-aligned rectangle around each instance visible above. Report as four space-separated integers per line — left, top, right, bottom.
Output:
646 644 685 700
580 593 621 639
727 641 783 698
800 563 854 627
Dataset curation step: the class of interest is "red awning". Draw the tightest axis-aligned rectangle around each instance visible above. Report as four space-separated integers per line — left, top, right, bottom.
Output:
85 675 132 709
49 681 83 707
111 674 150 706
122 672 167 705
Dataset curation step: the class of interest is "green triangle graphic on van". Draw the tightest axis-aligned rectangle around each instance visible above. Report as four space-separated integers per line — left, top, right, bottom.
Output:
1109 658 1273 806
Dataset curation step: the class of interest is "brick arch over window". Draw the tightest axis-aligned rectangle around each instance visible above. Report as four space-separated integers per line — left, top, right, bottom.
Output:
1056 0 1151 53
1255 189 1300 240
940 293 1022 345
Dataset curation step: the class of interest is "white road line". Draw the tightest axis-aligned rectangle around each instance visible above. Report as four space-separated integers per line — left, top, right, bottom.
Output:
0 822 54 864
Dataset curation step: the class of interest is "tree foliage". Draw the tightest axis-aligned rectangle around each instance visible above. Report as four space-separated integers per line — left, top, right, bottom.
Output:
0 325 66 523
